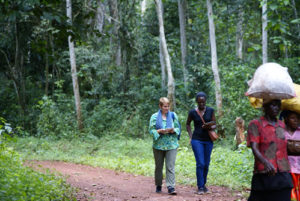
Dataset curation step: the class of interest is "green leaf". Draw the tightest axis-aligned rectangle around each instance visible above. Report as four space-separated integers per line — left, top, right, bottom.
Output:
291 18 300 24
269 3 278 10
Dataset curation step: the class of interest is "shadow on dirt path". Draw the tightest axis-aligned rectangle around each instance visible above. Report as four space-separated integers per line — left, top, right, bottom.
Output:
26 160 247 201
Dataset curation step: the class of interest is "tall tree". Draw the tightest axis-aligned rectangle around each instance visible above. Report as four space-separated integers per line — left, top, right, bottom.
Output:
262 0 268 63
95 0 105 33
159 38 166 90
178 0 188 89
109 0 121 66
66 0 83 130
206 0 222 116
155 0 175 110
236 4 244 60
291 0 300 37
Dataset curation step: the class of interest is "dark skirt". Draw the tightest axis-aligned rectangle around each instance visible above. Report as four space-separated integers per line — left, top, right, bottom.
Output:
248 172 293 201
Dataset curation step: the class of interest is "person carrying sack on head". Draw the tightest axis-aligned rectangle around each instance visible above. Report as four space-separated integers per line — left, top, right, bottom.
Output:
247 99 293 201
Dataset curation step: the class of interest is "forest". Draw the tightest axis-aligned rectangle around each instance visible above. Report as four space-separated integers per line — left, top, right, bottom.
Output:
0 0 299 200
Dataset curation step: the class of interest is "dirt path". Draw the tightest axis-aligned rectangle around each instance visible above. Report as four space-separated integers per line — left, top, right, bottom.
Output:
26 161 247 201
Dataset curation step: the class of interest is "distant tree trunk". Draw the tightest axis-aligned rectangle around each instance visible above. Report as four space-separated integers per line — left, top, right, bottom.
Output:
66 0 83 130
49 34 59 93
95 0 105 33
155 0 175 110
159 38 166 90
262 0 268 64
178 0 188 89
109 0 121 66
122 43 130 94
1 22 26 126
206 0 222 116
45 38 49 96
291 0 300 37
236 5 244 60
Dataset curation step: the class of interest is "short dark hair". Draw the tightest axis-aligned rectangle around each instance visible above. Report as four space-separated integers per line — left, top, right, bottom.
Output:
195 92 207 102
281 110 300 120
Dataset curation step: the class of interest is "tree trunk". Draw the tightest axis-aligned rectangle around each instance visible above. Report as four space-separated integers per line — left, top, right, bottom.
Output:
206 0 222 116
159 37 166 90
66 0 83 130
178 0 188 89
49 34 58 93
14 22 26 122
45 38 49 96
236 5 244 60
291 0 300 37
109 0 121 66
95 0 105 33
155 0 175 110
262 0 268 64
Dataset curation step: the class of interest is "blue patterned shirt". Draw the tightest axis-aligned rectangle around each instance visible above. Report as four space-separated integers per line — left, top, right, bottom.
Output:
149 112 180 150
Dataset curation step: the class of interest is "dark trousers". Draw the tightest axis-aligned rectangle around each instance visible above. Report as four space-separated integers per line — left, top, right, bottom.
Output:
248 188 292 201
191 139 213 189
248 172 293 201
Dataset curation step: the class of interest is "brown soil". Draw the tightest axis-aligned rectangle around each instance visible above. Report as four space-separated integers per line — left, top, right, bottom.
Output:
26 161 247 201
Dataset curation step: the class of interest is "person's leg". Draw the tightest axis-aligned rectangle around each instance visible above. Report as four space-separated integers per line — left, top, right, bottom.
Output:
248 190 264 201
165 148 177 188
203 141 213 187
264 188 292 201
291 173 300 201
191 139 205 189
153 148 165 187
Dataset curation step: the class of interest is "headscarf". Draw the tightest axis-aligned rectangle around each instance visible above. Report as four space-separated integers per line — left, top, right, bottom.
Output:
195 92 207 102
155 110 173 129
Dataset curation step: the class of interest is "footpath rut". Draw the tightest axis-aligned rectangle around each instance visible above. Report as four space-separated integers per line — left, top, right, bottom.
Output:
26 161 246 201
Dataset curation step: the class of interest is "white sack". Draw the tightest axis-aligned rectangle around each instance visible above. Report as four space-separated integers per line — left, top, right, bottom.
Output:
245 62 295 99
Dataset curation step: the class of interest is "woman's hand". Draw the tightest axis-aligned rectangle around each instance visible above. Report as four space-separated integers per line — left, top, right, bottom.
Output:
165 128 174 133
202 121 216 130
250 142 276 176
157 129 165 134
202 123 210 130
157 128 174 134
263 160 276 176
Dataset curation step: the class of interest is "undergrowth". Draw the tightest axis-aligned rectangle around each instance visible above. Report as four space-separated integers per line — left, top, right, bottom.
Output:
11 134 253 190
0 118 75 201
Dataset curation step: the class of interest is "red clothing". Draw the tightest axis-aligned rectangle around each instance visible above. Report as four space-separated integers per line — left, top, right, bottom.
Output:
291 173 300 201
247 116 290 174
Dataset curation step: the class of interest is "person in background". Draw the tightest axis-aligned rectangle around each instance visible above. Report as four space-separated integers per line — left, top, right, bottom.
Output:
186 92 216 194
149 97 180 195
283 110 300 201
247 99 293 201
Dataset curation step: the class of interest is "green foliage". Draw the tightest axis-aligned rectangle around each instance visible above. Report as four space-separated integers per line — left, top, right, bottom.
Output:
218 63 261 137
36 94 78 139
0 118 75 201
209 142 253 188
12 135 254 190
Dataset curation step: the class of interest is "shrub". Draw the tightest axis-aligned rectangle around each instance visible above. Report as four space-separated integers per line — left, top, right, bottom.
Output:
36 94 78 139
0 118 75 201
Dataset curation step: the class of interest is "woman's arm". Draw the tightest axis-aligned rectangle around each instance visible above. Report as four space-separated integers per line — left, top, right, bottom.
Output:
250 142 276 175
203 111 216 130
149 114 163 140
186 114 193 139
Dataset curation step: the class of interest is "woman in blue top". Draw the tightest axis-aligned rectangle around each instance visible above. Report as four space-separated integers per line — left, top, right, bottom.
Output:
149 97 180 195
186 92 216 194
